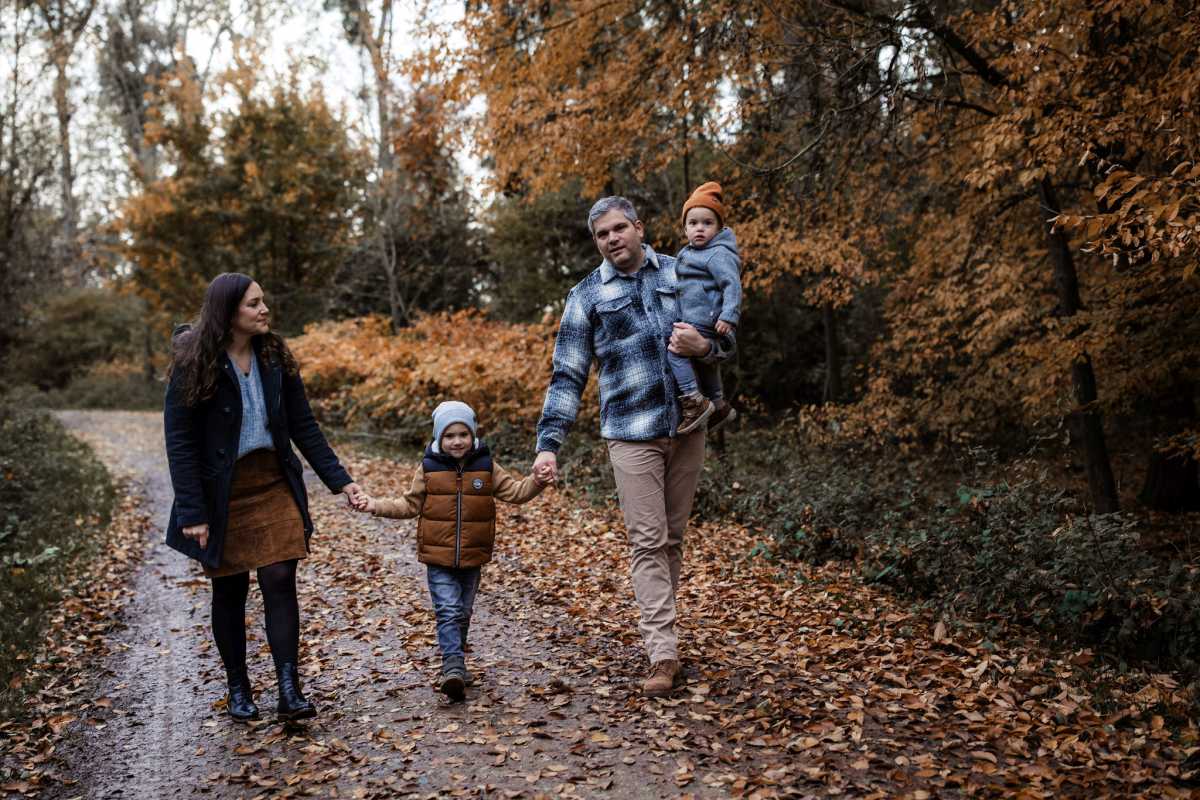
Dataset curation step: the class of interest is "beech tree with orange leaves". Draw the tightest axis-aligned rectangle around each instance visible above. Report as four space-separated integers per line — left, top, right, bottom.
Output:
806 0 1200 512
116 58 369 329
458 0 1200 513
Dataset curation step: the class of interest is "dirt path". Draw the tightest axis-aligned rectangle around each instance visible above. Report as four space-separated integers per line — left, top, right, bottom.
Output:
23 410 1199 799
52 410 212 798
47 411 708 799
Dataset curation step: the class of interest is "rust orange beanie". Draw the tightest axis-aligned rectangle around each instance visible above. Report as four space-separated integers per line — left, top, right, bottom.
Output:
682 181 727 226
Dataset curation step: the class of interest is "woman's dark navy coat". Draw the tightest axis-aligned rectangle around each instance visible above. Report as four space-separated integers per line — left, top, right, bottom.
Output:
164 338 352 570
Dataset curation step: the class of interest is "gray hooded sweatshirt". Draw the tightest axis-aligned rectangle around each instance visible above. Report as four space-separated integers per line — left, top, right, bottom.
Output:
674 226 742 329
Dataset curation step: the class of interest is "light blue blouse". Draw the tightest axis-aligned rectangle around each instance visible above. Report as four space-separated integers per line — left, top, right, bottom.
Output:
235 355 274 458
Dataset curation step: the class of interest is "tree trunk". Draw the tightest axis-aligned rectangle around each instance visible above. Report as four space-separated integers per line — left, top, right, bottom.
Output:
350 1 412 331
1039 178 1119 513
35 0 97 283
682 115 690 197
355 2 394 176
1066 355 1119 513
382 235 405 330
822 302 842 404
52 56 81 282
143 320 155 382
387 270 405 329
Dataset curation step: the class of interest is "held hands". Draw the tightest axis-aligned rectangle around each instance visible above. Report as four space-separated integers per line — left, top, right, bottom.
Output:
532 451 557 486
342 482 371 512
715 320 734 337
182 523 209 549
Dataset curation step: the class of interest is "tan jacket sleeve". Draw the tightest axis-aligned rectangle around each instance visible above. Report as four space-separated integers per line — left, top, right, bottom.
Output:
492 461 545 505
371 468 427 519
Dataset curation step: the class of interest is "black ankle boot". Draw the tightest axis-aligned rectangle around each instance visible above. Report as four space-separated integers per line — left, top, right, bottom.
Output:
225 668 259 722
439 657 467 702
275 662 316 721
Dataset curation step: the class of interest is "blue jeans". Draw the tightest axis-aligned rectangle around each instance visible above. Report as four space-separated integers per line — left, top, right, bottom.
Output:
667 324 727 400
426 565 481 664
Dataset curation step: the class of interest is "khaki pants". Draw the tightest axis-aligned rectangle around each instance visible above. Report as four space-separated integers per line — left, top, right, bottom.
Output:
606 431 706 663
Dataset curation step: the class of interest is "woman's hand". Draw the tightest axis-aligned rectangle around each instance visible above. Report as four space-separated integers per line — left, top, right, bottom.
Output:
341 482 369 511
345 486 376 514
182 523 209 549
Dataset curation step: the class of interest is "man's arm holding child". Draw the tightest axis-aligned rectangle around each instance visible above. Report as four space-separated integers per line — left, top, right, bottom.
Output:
493 462 548 504
671 322 734 364
362 469 427 519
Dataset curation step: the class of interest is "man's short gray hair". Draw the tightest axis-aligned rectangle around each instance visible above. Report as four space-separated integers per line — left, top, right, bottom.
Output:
587 196 639 235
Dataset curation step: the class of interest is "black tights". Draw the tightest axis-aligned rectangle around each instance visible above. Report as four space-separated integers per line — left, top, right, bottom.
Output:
211 559 300 675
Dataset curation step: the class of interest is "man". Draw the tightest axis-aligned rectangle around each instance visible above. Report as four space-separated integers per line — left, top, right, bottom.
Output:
533 196 732 697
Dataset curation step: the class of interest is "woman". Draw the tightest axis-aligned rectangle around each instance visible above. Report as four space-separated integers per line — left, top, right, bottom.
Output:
164 272 366 723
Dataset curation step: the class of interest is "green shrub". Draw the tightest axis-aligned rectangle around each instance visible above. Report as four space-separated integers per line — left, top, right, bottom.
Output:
863 471 1200 673
5 288 151 390
6 367 162 412
696 424 1200 676
0 403 116 715
44 365 163 410
693 427 885 563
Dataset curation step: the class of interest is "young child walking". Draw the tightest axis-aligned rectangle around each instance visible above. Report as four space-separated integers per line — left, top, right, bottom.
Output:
354 400 548 701
671 181 742 434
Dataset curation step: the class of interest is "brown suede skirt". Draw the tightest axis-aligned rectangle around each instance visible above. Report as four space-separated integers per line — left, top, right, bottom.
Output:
204 449 307 578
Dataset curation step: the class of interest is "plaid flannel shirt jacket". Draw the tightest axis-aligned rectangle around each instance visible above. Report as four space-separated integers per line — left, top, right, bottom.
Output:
536 244 732 453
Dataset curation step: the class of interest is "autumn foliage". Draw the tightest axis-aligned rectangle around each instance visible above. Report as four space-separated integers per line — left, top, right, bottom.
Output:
116 56 368 328
290 312 592 439
452 0 1200 512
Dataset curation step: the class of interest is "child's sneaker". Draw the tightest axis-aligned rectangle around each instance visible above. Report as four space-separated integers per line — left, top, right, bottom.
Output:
440 659 467 702
677 392 714 434
707 400 737 432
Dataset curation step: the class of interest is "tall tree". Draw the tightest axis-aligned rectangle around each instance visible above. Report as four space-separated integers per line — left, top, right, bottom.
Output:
1 4 58 358
461 0 733 198
27 0 96 282
118 60 370 329
96 0 176 185
333 0 483 326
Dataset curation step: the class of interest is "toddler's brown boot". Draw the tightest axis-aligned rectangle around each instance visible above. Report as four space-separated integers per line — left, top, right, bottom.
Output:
677 392 714 434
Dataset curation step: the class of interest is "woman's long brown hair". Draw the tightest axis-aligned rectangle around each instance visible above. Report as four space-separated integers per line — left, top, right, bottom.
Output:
167 273 298 407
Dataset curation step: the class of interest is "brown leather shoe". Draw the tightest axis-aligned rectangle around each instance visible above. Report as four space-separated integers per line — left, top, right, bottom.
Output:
707 400 737 432
643 659 682 698
677 393 714 434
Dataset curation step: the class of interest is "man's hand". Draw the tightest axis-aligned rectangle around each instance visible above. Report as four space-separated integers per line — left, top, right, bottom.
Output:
182 523 209 549
669 322 712 358
533 451 558 485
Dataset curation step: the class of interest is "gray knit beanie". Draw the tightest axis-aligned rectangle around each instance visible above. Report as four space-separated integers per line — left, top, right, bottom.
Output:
431 400 478 453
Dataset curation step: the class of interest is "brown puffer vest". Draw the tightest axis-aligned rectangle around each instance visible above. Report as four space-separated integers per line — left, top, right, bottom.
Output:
417 444 496 568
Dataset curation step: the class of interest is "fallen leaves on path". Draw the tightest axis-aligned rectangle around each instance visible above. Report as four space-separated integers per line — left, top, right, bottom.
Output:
0 487 150 796
351 450 1200 798
4 427 1199 799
